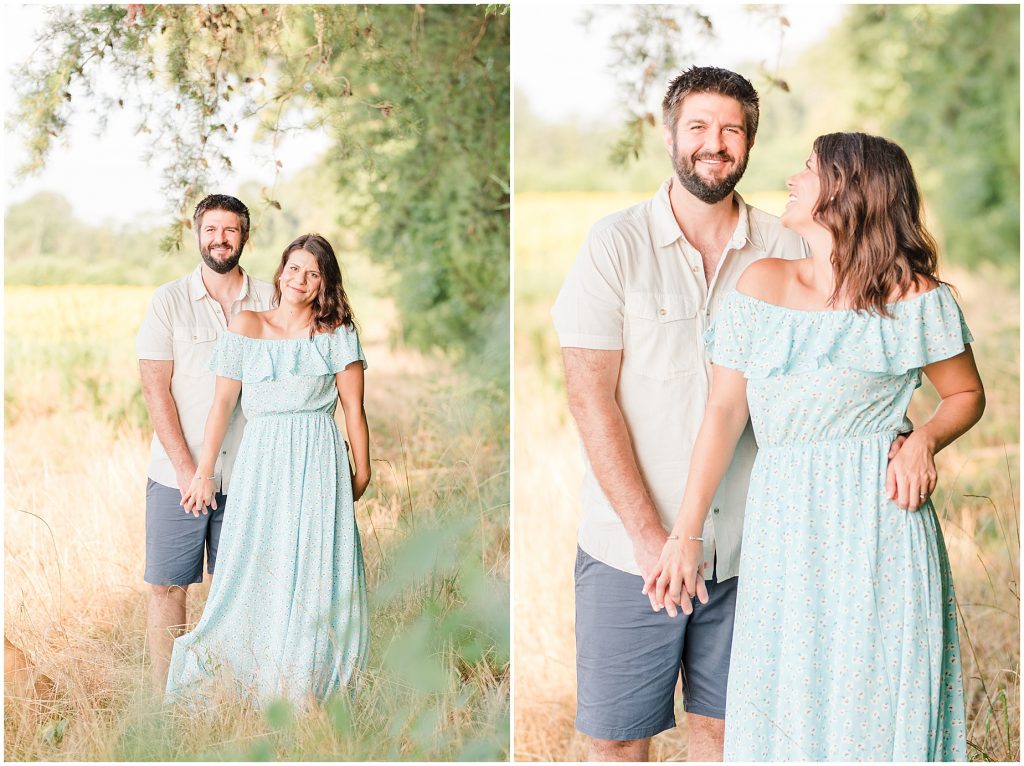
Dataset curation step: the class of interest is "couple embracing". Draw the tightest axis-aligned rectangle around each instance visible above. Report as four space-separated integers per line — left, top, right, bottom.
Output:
137 194 370 705
553 67 984 761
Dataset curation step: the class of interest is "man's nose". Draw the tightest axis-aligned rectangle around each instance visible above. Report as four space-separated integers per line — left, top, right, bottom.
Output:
703 129 724 153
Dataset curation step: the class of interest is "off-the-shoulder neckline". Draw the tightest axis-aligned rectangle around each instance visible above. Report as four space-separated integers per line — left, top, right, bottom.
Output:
222 326 350 342
731 284 947 315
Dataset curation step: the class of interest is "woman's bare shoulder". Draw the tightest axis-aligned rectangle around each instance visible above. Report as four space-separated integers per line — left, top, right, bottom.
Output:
227 309 268 337
735 257 798 302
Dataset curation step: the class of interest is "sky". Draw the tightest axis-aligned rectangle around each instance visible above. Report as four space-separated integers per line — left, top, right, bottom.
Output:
3 3 844 227
514 4 846 124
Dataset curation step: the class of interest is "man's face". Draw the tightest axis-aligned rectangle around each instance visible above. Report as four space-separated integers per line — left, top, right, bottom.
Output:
664 92 751 204
197 209 246 274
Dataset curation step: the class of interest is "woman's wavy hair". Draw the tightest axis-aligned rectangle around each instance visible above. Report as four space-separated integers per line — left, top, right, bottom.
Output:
812 132 943 316
272 233 356 337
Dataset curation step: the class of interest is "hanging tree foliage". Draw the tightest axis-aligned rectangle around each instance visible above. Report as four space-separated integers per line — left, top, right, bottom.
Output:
12 4 510 356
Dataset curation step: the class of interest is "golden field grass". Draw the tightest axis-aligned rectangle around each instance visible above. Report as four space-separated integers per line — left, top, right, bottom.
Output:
4 285 510 760
513 191 1020 761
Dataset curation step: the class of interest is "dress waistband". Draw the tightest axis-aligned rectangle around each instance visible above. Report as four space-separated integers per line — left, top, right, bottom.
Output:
247 411 335 421
759 429 901 452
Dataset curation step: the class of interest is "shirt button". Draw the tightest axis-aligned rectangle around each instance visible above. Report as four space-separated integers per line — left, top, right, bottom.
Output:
692 265 700 272
658 308 667 316
713 507 721 514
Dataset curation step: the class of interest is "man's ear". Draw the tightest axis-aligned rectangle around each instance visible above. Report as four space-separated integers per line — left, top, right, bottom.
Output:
662 123 674 156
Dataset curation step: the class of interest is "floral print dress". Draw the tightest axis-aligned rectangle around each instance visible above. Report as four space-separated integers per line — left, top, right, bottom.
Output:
707 285 970 761
165 324 369 706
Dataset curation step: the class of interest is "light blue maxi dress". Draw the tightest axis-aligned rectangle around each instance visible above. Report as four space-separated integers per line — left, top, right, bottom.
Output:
165 324 369 706
707 285 970 761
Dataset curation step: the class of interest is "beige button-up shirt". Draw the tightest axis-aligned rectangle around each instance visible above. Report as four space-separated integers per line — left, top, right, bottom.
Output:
136 264 275 492
552 179 808 579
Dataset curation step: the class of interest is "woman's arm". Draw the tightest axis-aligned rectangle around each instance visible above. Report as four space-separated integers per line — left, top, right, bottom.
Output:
336 362 371 502
886 346 985 510
181 374 242 515
642 364 750 617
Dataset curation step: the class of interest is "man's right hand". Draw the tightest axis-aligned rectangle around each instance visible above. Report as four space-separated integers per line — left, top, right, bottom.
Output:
175 461 200 510
632 524 669 589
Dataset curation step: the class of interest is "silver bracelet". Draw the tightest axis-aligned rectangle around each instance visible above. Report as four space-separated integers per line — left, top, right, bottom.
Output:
666 535 704 542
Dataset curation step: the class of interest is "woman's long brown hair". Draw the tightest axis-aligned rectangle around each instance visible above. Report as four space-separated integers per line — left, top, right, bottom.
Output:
272 233 356 337
812 132 943 316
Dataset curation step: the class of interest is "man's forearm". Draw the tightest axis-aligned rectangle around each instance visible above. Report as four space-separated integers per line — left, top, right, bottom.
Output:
145 395 194 473
570 397 662 539
139 360 194 473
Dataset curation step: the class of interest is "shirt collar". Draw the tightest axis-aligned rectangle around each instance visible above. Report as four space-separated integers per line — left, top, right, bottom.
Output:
653 178 765 253
188 263 253 302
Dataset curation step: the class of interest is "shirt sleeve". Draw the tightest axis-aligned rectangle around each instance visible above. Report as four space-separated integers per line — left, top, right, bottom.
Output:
135 288 174 360
209 332 245 380
551 225 626 350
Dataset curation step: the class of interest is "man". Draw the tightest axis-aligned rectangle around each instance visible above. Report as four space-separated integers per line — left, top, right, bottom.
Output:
135 194 274 689
551 67 807 761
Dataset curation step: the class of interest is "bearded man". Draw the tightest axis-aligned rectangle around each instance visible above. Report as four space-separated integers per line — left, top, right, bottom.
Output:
135 194 274 689
551 67 808 761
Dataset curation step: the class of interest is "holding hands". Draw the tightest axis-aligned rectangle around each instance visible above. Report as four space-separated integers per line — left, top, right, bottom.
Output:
641 536 709 618
182 473 217 516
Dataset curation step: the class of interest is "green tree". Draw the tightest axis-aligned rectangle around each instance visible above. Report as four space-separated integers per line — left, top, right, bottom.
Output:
835 4 1019 269
11 4 510 355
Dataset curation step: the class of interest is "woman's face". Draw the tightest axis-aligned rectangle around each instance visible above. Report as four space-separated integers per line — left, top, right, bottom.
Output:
279 248 323 307
782 152 823 233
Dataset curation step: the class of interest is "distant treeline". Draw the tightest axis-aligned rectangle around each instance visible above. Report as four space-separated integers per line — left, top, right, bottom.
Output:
516 5 1019 271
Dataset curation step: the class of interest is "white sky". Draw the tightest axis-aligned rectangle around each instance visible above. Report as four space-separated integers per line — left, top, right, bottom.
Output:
3 3 331 227
3 3 845 226
514 3 846 123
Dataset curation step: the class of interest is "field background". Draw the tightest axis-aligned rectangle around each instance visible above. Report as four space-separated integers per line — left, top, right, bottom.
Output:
513 191 1020 761
5 5 510 760
4 283 510 760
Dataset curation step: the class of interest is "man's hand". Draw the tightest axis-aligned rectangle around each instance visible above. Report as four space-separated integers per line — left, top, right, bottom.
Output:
174 461 199 503
885 431 937 512
642 538 709 618
887 432 908 461
632 524 669 583
176 460 211 517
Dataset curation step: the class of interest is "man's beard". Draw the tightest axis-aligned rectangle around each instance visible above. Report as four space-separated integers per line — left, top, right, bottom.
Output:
672 143 749 204
200 242 244 274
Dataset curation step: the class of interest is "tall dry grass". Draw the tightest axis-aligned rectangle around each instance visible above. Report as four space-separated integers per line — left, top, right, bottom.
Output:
4 286 509 760
513 191 1020 761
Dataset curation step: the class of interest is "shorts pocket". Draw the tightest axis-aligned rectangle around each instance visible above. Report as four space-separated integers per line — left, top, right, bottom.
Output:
172 325 218 377
623 291 700 380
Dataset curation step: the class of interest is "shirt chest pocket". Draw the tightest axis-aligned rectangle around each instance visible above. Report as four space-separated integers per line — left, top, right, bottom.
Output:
172 325 218 378
623 291 701 381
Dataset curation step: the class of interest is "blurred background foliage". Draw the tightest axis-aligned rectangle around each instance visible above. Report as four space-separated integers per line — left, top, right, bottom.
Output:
6 3 508 760
8 3 510 359
516 3 1019 272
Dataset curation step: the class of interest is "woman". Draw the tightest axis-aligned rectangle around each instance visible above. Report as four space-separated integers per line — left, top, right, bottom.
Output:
165 233 370 706
644 133 984 760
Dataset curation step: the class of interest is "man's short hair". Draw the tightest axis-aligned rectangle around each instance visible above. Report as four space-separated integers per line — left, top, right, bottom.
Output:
662 66 760 145
192 194 250 240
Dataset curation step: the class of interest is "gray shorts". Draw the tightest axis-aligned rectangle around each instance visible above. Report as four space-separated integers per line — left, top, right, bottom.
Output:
574 546 737 741
144 478 226 587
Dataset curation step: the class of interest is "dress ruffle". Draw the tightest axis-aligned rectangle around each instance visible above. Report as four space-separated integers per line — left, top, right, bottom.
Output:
705 285 973 380
210 324 367 382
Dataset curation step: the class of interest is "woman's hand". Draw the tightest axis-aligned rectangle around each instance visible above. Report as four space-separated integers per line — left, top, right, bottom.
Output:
182 475 216 517
352 470 371 502
641 537 709 617
885 431 937 511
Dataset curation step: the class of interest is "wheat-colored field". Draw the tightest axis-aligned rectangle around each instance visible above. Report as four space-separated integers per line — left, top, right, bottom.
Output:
4 286 510 760
513 191 1020 761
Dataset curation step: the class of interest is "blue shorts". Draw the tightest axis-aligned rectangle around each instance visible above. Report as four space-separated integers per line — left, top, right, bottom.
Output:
574 546 738 741
144 478 226 587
